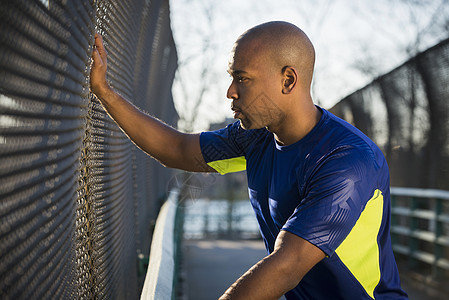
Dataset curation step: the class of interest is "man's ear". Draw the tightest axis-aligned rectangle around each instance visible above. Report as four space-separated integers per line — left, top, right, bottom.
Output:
281 66 297 94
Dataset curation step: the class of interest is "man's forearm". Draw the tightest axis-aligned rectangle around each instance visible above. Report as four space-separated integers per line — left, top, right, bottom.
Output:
220 252 301 300
94 87 203 171
220 231 325 300
89 33 213 172
96 88 175 157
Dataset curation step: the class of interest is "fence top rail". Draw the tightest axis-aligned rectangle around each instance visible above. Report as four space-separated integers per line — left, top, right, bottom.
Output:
141 190 179 300
391 187 449 200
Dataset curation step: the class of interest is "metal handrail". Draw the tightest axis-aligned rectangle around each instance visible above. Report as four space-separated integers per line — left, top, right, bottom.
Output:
391 187 449 200
390 187 449 278
141 190 180 300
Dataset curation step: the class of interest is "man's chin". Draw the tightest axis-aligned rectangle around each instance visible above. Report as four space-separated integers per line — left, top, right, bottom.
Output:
238 122 247 130
237 119 250 130
238 119 264 131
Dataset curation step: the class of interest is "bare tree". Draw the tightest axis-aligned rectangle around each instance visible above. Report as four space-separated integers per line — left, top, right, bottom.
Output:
171 0 223 132
351 0 449 77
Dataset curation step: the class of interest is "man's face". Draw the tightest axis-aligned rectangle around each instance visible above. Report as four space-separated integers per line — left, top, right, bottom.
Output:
227 42 284 130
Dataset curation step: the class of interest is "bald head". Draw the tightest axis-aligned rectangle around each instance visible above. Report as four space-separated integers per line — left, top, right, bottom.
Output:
232 21 315 89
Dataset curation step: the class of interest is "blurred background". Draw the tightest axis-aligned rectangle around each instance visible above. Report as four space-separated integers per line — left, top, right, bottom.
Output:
170 0 449 132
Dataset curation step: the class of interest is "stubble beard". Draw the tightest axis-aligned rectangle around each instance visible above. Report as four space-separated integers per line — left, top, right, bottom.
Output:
238 117 252 130
237 92 284 130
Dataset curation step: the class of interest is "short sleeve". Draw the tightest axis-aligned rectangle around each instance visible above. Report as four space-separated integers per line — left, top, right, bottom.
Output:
282 145 377 256
200 121 265 175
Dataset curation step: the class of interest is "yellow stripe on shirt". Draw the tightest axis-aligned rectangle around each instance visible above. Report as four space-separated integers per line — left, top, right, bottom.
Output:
335 189 384 299
207 156 247 175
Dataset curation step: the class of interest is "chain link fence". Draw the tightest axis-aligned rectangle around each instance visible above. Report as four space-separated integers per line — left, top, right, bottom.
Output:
330 38 449 191
0 0 178 299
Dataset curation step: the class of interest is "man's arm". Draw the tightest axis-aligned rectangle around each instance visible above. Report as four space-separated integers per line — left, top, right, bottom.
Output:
90 34 214 172
220 230 325 300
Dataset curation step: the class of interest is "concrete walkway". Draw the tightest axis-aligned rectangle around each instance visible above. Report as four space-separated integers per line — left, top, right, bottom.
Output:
179 239 446 300
180 239 268 300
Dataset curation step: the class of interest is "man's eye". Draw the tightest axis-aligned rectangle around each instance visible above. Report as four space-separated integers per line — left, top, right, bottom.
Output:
237 76 247 83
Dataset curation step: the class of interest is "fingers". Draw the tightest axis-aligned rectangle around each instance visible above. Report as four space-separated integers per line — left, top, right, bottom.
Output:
90 33 108 96
93 33 107 63
91 47 103 68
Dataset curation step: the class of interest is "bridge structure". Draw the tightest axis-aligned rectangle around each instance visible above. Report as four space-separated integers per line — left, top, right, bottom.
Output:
1 1 449 300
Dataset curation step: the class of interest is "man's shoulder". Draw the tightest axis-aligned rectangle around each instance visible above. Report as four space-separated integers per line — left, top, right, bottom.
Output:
319 110 383 158
325 110 378 148
303 110 387 178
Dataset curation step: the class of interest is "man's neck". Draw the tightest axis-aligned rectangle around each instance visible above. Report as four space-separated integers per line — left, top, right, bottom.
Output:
271 104 321 146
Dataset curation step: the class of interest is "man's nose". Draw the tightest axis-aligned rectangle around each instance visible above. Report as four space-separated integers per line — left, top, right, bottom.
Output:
227 79 238 100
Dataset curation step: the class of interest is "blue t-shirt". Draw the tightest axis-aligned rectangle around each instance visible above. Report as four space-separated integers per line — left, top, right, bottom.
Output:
200 108 408 299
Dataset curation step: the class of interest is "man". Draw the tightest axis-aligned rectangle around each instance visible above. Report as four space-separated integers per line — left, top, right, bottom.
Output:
90 21 408 299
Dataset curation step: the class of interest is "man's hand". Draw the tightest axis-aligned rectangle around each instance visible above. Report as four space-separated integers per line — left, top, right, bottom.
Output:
90 33 110 99
220 230 325 299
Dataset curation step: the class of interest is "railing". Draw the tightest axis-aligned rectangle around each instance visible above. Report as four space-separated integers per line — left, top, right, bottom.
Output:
141 190 182 300
390 187 449 278
183 199 260 240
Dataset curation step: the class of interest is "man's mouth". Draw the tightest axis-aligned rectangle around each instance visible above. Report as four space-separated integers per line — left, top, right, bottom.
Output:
231 105 242 119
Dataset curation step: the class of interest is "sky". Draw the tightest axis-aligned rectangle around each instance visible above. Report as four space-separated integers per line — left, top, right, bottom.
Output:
169 0 449 131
